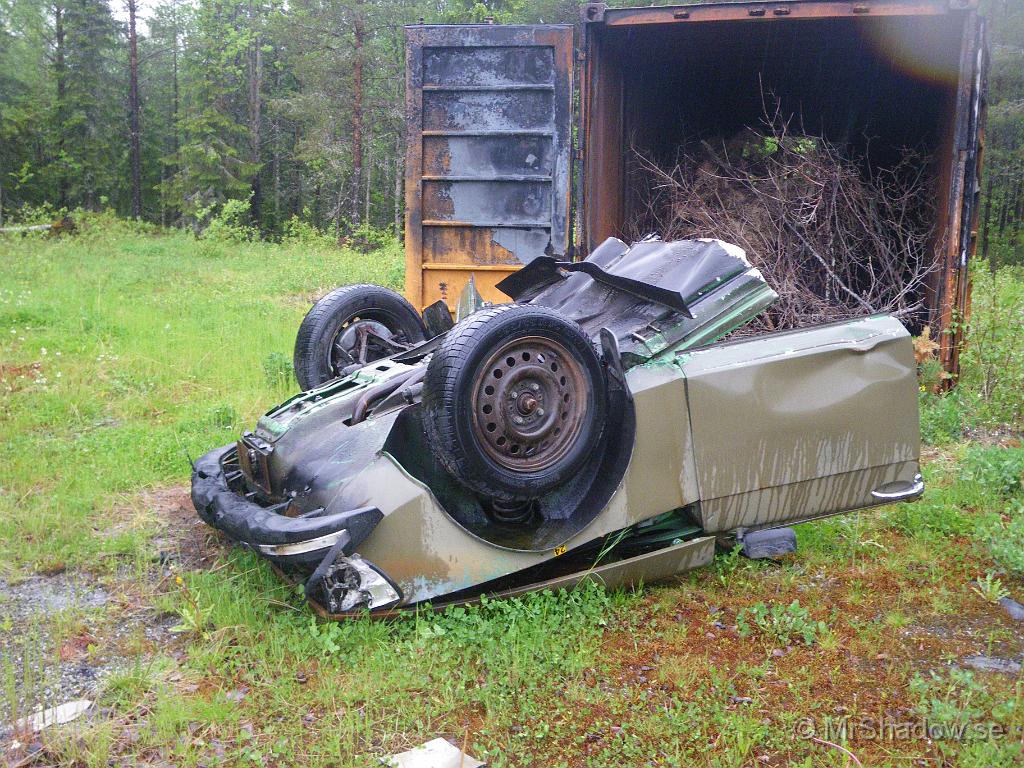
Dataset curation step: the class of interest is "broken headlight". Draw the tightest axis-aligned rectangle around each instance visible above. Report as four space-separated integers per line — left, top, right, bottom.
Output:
318 555 401 613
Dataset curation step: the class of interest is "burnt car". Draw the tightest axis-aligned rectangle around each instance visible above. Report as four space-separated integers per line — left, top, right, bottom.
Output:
191 237 924 616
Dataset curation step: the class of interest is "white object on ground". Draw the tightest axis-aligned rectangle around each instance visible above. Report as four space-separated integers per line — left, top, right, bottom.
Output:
12 700 92 733
383 737 484 768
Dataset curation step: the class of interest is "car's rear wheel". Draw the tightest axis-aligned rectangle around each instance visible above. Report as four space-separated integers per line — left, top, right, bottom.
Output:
293 284 427 390
422 304 607 502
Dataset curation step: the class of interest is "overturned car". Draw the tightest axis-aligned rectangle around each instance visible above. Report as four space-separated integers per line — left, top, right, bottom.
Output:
191 237 924 616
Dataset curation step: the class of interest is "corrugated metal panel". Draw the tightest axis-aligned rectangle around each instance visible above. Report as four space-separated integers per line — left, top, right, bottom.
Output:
405 25 574 309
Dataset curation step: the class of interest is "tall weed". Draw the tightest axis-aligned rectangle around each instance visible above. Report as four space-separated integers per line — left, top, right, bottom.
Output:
959 445 1024 499
959 266 1024 428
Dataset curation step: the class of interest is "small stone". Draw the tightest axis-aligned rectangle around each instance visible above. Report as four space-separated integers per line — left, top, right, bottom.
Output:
157 551 177 566
771 648 785 658
962 655 1022 675
999 597 1024 621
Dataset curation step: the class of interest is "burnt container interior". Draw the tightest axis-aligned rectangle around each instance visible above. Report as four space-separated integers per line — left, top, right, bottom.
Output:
584 13 968 326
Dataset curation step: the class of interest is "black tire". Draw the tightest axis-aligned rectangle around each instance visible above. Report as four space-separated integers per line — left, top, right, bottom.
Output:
422 304 607 501
293 284 427 390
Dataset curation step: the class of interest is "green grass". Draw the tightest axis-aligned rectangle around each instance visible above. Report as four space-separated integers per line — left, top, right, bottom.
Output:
0 217 403 573
3 221 1024 767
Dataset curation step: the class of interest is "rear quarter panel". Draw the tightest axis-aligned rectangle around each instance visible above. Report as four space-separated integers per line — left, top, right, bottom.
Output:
677 315 920 532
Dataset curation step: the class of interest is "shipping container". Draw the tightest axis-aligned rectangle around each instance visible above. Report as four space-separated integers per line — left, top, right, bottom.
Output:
404 0 987 377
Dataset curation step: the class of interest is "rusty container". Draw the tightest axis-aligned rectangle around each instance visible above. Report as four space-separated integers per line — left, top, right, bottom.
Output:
404 0 986 377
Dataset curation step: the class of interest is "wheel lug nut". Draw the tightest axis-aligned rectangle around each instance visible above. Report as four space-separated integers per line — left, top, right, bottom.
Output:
537 408 545 417
513 416 524 425
530 383 540 392
510 391 518 400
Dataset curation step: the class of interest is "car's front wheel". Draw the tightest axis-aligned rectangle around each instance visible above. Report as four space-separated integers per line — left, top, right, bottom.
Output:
293 284 427 390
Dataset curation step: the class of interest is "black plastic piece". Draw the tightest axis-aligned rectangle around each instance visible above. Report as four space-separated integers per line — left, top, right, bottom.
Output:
494 256 565 301
422 299 455 338
562 260 694 317
497 254 695 318
304 530 352 601
739 527 797 559
599 327 632 403
191 445 383 567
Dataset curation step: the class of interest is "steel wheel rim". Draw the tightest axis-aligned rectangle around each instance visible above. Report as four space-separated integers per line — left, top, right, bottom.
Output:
328 312 402 374
470 335 589 473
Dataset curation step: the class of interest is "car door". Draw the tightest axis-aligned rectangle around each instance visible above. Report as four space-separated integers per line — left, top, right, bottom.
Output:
678 315 922 533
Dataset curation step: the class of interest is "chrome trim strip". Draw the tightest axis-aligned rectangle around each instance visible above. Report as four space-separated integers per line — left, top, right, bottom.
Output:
256 530 348 557
871 473 925 502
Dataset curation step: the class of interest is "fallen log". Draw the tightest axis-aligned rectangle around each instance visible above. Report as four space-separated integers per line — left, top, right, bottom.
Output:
0 217 75 236
0 223 53 233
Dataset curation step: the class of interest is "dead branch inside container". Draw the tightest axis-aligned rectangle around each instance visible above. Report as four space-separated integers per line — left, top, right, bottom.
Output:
625 116 940 336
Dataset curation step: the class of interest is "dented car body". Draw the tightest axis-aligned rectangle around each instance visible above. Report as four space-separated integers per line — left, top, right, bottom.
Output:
191 237 923 616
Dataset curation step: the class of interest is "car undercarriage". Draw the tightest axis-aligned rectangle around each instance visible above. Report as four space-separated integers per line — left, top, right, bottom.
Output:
192 236 924 616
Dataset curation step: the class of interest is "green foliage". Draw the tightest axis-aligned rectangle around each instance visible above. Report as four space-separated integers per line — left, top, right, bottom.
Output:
960 267 1024 427
7 202 65 226
205 402 240 429
977 1 1024 270
281 215 336 247
4 228 1024 767
170 574 214 636
345 222 398 253
959 445 1024 499
971 571 1011 604
917 355 946 393
309 580 614 684
202 198 258 243
713 542 743 586
919 390 971 445
982 499 1024 575
742 135 780 159
907 667 1021 760
736 600 827 647
911 668 987 729
262 351 295 389
889 496 972 540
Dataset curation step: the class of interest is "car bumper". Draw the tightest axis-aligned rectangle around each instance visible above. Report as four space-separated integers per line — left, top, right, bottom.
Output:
190 444 384 569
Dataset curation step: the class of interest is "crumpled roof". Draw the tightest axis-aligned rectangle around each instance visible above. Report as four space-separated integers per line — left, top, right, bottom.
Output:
502 236 776 366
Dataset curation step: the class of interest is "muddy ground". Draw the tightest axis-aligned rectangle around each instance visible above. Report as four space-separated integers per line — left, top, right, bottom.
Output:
0 487 211 737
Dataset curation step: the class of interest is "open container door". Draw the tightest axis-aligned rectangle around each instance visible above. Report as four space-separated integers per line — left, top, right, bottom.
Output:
939 11 988 380
404 25 574 310
577 0 987 381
